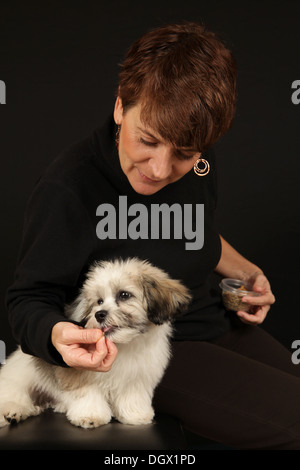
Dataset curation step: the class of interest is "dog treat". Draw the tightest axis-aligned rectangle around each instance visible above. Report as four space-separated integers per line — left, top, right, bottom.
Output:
222 290 249 312
219 278 260 313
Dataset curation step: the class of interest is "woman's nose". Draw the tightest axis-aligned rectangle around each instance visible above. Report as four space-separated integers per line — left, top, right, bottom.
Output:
149 148 173 180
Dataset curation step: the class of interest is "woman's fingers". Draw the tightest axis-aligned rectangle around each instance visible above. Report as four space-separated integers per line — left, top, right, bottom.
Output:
237 305 270 325
51 322 118 371
242 292 275 306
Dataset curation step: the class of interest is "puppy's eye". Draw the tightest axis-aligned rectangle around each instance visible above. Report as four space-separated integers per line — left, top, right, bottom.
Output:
117 291 132 301
97 299 103 305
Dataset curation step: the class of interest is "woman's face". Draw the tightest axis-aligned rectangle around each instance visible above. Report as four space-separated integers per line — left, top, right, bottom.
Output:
114 98 200 195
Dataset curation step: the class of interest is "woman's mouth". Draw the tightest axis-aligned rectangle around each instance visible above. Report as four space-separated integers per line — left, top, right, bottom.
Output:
137 168 160 183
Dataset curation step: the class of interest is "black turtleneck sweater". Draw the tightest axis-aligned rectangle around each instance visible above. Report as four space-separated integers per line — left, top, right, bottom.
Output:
6 115 230 366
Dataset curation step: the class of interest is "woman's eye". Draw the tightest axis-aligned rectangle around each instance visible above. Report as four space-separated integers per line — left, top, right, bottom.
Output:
140 137 157 147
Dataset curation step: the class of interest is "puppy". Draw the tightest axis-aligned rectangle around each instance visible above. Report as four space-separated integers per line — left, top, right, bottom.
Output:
0 258 191 429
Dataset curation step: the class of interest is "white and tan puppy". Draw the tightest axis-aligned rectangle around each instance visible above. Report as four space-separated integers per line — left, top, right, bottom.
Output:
0 258 191 429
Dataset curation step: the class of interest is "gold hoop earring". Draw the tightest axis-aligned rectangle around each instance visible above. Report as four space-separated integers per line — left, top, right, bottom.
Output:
115 125 121 147
194 157 210 176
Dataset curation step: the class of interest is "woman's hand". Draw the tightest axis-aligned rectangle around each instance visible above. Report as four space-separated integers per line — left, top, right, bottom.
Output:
236 272 276 325
51 322 118 371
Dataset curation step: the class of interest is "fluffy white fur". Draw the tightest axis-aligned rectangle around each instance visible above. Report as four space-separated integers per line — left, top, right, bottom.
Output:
0 258 191 429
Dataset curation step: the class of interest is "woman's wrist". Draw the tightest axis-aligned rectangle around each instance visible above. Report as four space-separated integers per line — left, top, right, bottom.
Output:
215 235 264 282
238 268 264 284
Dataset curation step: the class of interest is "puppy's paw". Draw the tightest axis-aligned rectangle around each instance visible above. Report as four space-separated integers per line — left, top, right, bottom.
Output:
65 397 112 428
0 414 9 428
116 407 155 426
68 414 111 429
1 402 41 426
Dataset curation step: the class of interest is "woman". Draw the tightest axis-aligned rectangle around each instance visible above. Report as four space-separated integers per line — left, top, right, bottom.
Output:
6 22 300 449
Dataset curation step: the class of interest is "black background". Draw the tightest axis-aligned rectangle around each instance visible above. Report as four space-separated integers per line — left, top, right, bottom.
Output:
1 0 299 356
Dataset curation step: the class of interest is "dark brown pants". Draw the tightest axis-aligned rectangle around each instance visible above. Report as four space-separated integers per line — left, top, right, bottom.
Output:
154 322 300 450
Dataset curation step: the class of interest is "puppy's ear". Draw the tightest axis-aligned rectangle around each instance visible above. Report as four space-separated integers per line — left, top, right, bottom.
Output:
142 275 192 325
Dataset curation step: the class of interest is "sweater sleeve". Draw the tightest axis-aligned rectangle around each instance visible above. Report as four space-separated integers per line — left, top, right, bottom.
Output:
5 179 95 366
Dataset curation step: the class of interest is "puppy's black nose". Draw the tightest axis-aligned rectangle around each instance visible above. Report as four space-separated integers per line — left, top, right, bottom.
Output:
95 310 108 323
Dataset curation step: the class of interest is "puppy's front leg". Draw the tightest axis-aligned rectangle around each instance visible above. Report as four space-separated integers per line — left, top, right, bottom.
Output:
53 367 112 428
112 385 155 426
55 387 112 429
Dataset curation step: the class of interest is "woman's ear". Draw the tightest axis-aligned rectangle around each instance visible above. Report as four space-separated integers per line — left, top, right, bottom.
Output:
114 95 123 125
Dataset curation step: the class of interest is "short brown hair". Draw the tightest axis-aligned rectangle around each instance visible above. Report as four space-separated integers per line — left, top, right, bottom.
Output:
118 22 237 152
